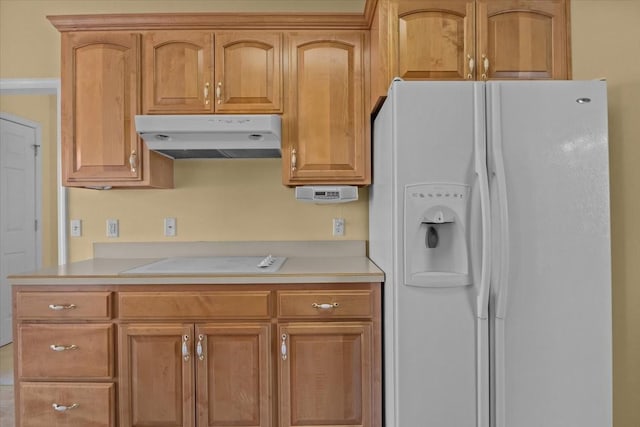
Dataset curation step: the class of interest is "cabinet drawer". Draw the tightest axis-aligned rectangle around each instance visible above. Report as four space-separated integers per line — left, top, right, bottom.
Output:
277 290 374 319
18 324 113 379
19 382 115 427
118 291 272 319
16 291 112 320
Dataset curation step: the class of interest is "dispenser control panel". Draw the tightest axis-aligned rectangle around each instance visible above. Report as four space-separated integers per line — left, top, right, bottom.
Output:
404 183 471 288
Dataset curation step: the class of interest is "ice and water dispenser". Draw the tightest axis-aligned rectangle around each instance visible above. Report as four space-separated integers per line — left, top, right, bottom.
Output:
404 183 471 287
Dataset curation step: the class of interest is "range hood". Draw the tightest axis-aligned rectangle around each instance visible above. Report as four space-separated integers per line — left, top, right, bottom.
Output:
135 114 281 159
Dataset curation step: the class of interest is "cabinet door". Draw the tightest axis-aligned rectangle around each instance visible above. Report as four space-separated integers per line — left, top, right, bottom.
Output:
278 322 373 427
214 32 282 113
476 0 569 79
396 0 475 80
62 32 143 184
119 324 194 427
143 31 214 113
195 323 271 427
285 32 369 185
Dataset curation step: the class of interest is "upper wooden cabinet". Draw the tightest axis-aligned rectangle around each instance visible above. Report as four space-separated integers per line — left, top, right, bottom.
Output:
396 0 475 80
283 32 370 186
143 31 283 114
61 32 173 188
371 0 570 99
476 0 569 80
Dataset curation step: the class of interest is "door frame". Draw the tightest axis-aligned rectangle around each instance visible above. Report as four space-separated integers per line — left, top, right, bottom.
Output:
0 78 67 265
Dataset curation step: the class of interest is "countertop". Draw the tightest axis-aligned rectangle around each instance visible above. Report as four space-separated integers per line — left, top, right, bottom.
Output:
8 241 384 286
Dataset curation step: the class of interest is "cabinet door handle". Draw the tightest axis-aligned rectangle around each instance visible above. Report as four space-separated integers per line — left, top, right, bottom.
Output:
291 149 297 172
52 403 79 412
311 302 340 310
50 344 78 352
129 150 137 174
216 81 222 105
182 335 190 362
204 82 210 105
48 303 76 311
467 54 475 80
482 54 489 80
196 334 205 361
281 333 288 361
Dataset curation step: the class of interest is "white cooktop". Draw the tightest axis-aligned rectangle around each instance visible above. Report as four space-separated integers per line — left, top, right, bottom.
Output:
121 256 287 274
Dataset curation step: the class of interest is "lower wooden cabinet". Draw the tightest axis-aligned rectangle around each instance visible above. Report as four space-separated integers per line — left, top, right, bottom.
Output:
12 290 116 427
13 284 381 427
118 322 271 427
279 323 373 427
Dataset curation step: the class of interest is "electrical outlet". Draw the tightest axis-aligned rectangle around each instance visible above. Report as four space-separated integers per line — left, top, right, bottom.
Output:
333 217 345 237
70 219 82 237
106 219 119 238
164 217 176 237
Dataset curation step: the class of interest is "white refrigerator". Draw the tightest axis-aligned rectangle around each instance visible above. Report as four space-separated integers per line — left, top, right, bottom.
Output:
369 80 612 427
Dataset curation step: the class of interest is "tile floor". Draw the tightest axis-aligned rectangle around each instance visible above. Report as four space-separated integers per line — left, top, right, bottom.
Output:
0 343 14 427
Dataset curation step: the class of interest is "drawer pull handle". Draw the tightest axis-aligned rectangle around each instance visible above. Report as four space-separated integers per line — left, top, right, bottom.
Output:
216 81 223 104
182 335 190 362
196 334 205 361
312 302 339 310
48 304 76 311
50 344 78 352
52 403 79 412
281 333 287 361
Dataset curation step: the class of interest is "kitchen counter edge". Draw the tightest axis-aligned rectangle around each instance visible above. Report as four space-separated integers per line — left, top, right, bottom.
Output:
7 256 385 286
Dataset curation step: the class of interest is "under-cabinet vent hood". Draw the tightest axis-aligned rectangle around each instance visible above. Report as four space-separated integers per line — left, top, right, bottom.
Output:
135 114 281 159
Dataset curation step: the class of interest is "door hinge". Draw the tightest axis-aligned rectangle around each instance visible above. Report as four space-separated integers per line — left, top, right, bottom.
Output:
32 144 41 156
35 219 38 231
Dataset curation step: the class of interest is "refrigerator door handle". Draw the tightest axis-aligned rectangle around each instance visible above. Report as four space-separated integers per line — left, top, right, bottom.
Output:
475 151 491 319
475 83 491 321
490 94 511 320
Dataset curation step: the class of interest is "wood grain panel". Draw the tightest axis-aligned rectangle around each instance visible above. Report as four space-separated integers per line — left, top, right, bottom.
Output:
279 322 373 427
277 290 374 319
195 323 271 427
118 291 272 319
118 323 194 427
19 382 115 427
62 32 142 184
215 32 282 113
285 32 369 185
18 324 113 379
143 31 213 113
397 0 475 80
477 0 569 79
16 291 112 320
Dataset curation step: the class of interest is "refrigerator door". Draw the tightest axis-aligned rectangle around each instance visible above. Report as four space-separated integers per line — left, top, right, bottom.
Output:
374 81 489 427
487 81 612 427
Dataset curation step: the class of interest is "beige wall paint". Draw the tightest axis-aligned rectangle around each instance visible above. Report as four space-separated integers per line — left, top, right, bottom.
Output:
0 0 370 265
1 0 639 425
571 2 640 425
67 159 369 260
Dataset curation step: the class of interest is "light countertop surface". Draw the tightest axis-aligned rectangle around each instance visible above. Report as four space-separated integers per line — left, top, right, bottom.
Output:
8 241 384 286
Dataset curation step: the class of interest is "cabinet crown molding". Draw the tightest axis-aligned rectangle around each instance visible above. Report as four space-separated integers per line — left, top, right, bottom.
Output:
47 9 377 32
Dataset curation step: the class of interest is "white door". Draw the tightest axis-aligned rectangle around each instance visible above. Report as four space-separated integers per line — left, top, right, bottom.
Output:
385 81 486 427
0 115 40 345
487 81 612 427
